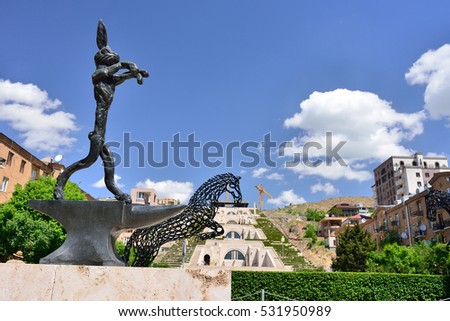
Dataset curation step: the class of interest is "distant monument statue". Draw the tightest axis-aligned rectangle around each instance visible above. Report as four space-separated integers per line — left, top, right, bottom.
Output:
53 20 149 203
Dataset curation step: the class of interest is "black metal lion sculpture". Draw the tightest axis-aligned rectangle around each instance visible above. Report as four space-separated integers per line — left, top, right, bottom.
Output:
123 172 242 266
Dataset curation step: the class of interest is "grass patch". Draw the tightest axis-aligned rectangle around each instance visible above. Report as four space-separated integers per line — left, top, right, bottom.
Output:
256 218 322 271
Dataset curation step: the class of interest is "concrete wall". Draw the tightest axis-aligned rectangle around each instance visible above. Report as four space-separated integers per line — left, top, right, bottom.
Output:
0 264 231 301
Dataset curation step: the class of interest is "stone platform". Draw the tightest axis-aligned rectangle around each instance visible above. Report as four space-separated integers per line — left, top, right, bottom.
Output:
0 264 231 300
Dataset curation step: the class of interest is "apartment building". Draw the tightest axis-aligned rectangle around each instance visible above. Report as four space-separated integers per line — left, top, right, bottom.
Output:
373 152 450 206
361 172 450 245
318 217 347 248
319 202 374 248
157 198 179 205
0 133 64 203
130 188 157 205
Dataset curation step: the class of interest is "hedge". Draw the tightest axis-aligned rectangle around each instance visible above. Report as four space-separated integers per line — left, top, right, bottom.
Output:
231 271 450 301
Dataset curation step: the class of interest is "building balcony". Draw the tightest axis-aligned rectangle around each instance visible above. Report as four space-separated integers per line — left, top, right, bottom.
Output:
414 230 426 238
433 223 444 231
390 221 399 228
411 210 424 217
396 187 405 196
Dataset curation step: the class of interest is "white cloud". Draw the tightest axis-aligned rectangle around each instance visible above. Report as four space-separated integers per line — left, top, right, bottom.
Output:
283 89 425 181
425 152 447 158
252 167 269 178
311 182 339 195
405 44 450 122
287 161 372 182
266 172 284 181
92 175 124 188
267 189 306 208
136 179 194 204
0 79 77 153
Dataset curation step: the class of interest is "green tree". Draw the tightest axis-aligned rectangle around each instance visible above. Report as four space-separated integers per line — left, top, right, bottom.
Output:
305 208 326 222
429 243 450 275
380 230 401 248
329 207 342 217
304 224 317 245
367 242 450 275
366 243 427 274
115 240 125 257
0 176 87 263
331 223 376 272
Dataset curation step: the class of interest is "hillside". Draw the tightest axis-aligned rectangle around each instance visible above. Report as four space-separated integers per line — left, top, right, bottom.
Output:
271 196 374 214
262 196 374 270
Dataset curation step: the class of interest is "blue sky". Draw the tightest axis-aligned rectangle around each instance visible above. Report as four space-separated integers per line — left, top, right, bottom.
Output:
2 1 450 208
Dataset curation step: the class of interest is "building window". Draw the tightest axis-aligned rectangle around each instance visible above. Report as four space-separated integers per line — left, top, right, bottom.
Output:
203 254 211 266
136 191 145 199
31 168 37 180
224 250 245 260
19 160 26 173
226 231 241 239
425 172 430 178
1 177 9 192
416 172 420 177
435 162 440 168
6 152 14 166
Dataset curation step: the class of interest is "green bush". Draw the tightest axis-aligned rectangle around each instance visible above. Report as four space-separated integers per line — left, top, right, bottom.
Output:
231 271 450 301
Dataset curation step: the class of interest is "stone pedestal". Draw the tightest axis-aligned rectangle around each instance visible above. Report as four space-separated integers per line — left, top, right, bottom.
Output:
0 264 231 300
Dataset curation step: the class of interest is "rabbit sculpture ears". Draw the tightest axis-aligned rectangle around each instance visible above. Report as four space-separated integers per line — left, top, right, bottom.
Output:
96 20 108 49
94 20 120 66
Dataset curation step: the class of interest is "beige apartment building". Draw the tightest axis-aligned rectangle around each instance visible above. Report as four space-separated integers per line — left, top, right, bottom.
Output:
0 133 65 203
361 172 450 245
373 152 450 206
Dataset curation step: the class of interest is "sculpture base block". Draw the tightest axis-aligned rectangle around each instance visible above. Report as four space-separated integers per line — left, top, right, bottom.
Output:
0 264 231 300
